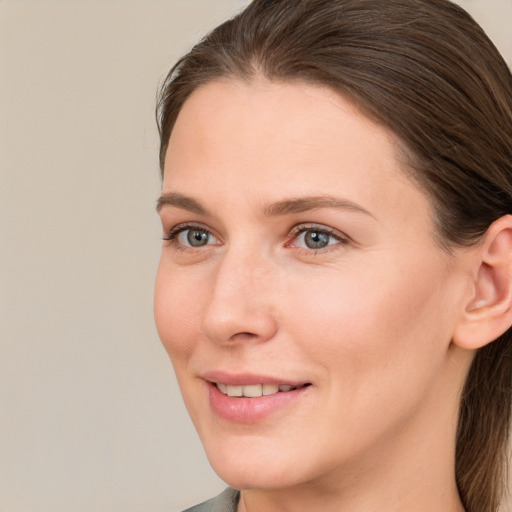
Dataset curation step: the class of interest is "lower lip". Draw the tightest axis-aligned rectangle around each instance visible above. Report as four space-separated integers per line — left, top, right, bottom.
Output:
207 382 310 424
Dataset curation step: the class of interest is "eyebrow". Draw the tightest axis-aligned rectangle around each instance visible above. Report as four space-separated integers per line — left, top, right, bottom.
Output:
156 192 375 219
156 192 210 215
262 196 375 218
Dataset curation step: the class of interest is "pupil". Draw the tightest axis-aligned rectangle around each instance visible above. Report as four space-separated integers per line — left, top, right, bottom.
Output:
187 229 208 246
305 231 329 249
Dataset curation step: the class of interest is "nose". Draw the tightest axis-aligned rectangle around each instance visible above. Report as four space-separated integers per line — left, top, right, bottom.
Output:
200 246 279 346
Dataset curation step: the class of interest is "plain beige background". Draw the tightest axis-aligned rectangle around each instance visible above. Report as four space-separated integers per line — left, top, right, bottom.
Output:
0 1 510 511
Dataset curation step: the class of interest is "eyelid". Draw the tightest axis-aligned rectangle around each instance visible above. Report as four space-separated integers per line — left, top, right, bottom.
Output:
289 223 348 240
163 222 221 246
162 221 350 253
286 223 350 250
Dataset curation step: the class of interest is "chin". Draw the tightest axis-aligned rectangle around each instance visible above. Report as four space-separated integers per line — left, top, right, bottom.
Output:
200 430 322 492
211 459 297 491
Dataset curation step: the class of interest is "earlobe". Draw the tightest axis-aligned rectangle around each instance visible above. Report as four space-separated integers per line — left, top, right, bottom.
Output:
453 215 512 350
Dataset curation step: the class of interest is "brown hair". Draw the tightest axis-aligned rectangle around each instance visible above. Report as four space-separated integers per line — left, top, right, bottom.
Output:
156 1 512 510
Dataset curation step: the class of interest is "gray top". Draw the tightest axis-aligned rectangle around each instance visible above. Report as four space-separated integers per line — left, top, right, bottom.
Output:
182 488 240 512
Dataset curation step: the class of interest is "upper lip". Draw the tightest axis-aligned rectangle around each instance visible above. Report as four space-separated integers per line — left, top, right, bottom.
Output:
201 371 310 387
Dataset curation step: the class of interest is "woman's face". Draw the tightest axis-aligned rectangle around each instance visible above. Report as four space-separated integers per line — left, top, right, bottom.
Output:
155 79 472 491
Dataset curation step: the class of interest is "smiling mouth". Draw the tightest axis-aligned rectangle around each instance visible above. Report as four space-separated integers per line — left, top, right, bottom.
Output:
214 382 312 398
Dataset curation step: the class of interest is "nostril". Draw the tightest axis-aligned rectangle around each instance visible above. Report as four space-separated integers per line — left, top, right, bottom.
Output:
228 331 258 341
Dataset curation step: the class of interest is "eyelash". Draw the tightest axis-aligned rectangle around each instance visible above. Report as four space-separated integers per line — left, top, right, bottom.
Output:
162 223 217 252
287 224 348 252
162 223 349 253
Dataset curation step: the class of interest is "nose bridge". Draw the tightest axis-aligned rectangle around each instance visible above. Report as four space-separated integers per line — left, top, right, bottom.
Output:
201 241 278 345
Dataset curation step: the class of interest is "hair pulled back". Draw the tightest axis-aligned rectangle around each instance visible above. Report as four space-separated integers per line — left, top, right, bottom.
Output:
157 1 512 510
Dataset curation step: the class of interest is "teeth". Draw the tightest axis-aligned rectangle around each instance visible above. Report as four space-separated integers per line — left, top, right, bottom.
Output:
226 385 243 397
243 384 262 397
262 384 279 395
216 382 305 397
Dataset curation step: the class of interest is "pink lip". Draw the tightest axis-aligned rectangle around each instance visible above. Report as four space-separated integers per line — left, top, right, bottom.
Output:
202 372 312 424
201 371 306 387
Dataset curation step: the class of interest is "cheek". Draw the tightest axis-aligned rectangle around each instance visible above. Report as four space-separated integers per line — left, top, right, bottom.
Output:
285 254 454 389
154 260 204 363
279 256 457 449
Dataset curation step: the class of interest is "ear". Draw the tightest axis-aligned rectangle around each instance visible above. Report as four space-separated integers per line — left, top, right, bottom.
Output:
453 215 512 350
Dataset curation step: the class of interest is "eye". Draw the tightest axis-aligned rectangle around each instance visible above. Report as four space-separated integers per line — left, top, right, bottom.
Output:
181 228 211 247
289 225 345 251
164 225 220 249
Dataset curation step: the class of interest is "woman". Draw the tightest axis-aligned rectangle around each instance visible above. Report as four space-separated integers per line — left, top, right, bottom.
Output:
154 1 512 511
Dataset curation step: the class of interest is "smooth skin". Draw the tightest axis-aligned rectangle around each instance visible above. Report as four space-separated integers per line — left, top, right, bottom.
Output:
155 78 512 512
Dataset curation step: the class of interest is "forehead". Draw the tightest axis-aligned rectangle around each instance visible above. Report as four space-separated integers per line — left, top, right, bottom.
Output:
163 78 429 226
